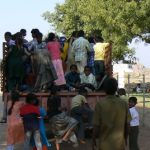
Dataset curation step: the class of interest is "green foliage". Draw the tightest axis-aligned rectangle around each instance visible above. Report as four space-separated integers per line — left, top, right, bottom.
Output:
43 0 150 61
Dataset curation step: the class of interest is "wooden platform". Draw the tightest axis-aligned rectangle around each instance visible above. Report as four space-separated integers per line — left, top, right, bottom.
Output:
4 91 106 110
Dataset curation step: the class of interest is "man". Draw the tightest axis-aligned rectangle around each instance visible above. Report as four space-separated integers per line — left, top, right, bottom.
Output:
71 89 93 143
92 78 131 150
72 30 90 73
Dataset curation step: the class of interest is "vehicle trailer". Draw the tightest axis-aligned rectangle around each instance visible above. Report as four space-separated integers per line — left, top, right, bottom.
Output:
0 42 112 110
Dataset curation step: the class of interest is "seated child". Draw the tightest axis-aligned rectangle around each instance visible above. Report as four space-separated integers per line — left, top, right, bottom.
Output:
80 66 97 91
20 93 42 150
65 64 80 91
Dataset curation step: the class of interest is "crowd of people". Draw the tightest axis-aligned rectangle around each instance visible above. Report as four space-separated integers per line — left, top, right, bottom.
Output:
2 28 140 150
4 77 140 150
3 28 112 93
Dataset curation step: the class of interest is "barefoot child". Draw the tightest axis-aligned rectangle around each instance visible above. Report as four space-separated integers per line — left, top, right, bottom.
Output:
128 97 140 150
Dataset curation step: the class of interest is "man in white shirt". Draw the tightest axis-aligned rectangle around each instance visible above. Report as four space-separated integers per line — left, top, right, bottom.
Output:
72 30 90 73
128 97 140 150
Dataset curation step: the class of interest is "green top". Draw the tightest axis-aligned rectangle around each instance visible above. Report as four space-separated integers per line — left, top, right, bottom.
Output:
93 95 131 150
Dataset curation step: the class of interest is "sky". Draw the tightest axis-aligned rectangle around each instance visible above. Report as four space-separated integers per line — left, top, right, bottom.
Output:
0 0 150 68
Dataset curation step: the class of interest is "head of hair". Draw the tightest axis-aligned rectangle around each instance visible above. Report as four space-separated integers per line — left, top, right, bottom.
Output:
104 77 118 95
95 36 104 42
12 32 23 45
129 97 137 104
47 32 55 42
84 65 91 71
70 64 77 70
4 32 12 37
118 88 126 96
31 28 40 38
71 31 77 37
78 88 88 96
26 93 37 104
8 91 20 115
78 30 85 37
50 86 59 95
20 29 26 35
88 37 95 43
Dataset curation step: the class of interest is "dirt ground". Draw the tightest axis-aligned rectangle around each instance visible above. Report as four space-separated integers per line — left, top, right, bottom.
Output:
0 106 150 150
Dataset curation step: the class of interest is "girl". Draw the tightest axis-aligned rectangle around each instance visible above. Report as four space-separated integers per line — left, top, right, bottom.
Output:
6 91 24 150
46 32 66 88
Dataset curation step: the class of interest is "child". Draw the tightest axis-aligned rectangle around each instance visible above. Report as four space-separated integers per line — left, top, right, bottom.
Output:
47 86 61 120
118 88 128 102
20 93 42 150
65 64 80 91
32 97 51 150
6 91 24 150
128 97 140 150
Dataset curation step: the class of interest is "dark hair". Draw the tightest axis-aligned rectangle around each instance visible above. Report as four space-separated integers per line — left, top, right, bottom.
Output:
33 97 39 106
129 97 137 104
78 30 85 37
12 32 23 45
118 88 126 96
31 28 40 34
70 64 77 70
47 32 55 42
104 78 118 95
4 32 12 37
78 88 88 95
26 93 37 104
71 31 77 37
88 37 95 43
20 29 26 34
8 91 20 115
95 36 104 42
84 65 91 71
50 86 59 95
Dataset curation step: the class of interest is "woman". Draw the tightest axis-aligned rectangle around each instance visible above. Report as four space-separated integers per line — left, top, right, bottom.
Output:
32 32 57 92
6 32 30 91
46 33 66 88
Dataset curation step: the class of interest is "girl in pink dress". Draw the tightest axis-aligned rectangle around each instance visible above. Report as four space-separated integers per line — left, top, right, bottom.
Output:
46 33 66 86
7 91 25 150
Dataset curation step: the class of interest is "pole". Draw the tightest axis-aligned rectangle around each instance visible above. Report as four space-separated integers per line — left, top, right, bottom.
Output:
128 74 130 97
142 74 146 126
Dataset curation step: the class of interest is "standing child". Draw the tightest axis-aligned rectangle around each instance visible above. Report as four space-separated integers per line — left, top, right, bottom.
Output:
6 91 24 150
32 97 51 150
128 97 140 150
20 93 42 150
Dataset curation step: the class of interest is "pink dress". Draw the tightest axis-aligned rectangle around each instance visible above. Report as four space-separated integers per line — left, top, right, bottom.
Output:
7 101 25 145
47 41 66 85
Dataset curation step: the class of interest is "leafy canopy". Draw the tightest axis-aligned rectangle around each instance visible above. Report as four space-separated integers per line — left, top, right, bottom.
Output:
43 0 150 62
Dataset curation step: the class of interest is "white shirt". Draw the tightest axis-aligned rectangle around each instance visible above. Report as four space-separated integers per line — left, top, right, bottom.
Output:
129 107 140 126
80 73 97 89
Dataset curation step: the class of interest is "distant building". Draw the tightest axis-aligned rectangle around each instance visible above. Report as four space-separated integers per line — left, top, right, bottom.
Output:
113 64 133 88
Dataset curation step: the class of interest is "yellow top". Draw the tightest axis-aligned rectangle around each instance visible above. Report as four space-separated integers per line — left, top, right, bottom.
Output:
94 42 110 60
61 42 69 61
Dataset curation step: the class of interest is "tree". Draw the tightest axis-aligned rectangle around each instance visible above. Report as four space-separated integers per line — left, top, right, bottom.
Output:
43 0 150 61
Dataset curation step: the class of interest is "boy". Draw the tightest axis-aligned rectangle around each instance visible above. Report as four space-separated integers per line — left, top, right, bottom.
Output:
20 93 42 150
128 97 140 150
